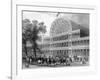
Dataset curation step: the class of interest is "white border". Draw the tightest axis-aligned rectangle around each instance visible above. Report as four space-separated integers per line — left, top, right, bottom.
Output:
12 3 97 80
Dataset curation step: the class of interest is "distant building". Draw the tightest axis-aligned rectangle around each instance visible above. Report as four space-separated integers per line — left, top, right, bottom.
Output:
39 17 89 62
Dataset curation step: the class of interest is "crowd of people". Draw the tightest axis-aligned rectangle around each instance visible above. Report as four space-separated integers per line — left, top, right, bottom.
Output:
23 55 88 67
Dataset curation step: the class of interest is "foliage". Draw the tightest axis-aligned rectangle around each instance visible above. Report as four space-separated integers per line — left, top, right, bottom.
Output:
22 19 46 58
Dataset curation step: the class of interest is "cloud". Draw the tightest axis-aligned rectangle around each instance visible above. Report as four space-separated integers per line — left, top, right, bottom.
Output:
60 13 89 28
71 14 89 28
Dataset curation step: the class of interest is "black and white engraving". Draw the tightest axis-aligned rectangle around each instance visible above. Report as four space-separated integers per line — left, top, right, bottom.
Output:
22 11 89 68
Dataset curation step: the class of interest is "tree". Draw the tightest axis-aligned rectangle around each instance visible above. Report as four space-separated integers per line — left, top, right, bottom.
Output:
22 19 32 58
22 19 46 59
31 20 46 58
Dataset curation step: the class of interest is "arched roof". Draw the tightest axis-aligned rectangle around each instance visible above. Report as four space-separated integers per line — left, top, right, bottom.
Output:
50 17 89 37
50 18 72 36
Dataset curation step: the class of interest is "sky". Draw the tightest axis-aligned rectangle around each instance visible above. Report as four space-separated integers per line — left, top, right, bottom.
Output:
23 11 89 36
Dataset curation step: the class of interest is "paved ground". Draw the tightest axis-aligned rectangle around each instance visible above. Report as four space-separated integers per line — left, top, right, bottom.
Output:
22 62 89 69
70 62 89 66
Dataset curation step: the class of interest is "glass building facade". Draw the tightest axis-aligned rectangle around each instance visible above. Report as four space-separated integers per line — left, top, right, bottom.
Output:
39 17 89 63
